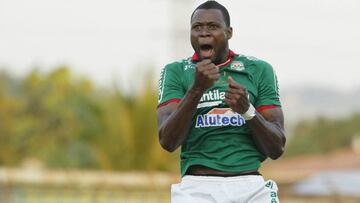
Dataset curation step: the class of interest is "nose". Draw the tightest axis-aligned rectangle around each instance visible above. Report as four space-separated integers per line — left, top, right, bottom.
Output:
199 27 211 37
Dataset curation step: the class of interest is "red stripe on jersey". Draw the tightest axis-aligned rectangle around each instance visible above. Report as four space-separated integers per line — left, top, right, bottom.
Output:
158 98 181 108
256 105 279 112
192 50 235 68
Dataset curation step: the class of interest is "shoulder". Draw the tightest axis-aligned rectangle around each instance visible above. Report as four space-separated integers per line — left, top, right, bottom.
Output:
238 55 273 69
163 57 194 72
236 54 275 75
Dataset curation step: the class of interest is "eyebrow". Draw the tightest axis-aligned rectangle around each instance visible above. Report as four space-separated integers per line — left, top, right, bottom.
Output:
191 21 221 25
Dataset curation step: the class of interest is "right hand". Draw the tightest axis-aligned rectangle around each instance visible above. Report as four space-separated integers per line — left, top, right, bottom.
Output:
192 59 220 92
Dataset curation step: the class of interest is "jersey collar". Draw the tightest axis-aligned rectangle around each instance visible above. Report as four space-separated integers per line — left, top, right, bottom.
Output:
191 50 236 67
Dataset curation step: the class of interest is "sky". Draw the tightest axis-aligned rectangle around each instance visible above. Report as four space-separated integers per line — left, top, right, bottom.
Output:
0 0 359 93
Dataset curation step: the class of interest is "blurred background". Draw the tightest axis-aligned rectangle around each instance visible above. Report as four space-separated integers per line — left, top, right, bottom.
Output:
0 0 360 202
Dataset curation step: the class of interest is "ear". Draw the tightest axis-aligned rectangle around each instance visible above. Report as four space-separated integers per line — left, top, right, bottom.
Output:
226 27 233 40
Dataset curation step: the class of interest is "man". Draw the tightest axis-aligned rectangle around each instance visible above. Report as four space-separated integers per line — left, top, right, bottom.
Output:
157 1 285 202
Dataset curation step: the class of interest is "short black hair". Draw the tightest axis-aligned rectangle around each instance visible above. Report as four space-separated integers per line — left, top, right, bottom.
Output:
191 1 230 27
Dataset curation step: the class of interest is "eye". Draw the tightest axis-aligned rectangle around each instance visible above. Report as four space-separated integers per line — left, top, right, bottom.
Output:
192 25 201 31
208 24 218 30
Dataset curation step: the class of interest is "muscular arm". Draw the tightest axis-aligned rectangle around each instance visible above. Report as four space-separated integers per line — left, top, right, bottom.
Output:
247 107 285 160
225 77 285 160
157 59 220 152
157 88 203 152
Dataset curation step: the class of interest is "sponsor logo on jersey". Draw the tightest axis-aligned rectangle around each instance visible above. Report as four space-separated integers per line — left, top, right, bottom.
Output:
231 61 245 71
195 108 246 128
200 89 225 102
197 89 225 108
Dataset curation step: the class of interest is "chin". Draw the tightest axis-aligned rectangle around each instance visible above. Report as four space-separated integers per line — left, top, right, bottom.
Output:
208 54 218 63
212 57 221 64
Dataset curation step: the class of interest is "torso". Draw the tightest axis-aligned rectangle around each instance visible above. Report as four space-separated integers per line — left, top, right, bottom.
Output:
158 53 281 177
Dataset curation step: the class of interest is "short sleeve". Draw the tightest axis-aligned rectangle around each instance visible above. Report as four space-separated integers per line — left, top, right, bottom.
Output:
254 61 281 108
158 63 185 106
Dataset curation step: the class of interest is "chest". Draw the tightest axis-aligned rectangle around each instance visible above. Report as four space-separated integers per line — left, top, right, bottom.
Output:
183 66 258 105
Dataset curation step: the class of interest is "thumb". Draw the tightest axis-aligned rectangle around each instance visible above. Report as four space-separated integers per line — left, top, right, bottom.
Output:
228 76 240 88
228 76 235 85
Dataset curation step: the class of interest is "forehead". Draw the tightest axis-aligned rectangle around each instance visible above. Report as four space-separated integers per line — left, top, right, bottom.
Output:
191 9 226 25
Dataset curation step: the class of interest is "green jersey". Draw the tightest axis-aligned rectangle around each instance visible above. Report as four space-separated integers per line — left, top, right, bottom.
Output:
158 51 281 177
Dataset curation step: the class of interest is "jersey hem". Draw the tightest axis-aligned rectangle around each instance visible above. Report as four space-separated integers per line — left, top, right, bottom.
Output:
158 98 181 108
255 101 281 109
256 105 280 112
181 159 262 177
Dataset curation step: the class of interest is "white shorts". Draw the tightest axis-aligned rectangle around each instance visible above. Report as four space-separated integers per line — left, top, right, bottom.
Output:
171 175 279 203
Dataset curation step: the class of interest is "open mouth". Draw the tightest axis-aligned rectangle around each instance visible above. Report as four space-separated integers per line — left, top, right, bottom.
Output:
199 44 214 59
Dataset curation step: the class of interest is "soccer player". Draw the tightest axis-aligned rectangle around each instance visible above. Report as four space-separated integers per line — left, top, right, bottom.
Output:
157 1 285 202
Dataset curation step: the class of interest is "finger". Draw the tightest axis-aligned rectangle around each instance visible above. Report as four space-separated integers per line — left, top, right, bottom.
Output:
228 76 244 89
211 73 221 81
228 76 238 88
229 83 246 94
226 87 242 95
203 68 219 77
228 76 237 86
225 94 248 111
207 63 218 70
226 90 249 103
239 96 250 107
198 64 217 74
238 96 248 105
204 71 220 79
225 92 233 99
200 59 212 65
224 98 237 107
225 92 238 100
207 67 219 74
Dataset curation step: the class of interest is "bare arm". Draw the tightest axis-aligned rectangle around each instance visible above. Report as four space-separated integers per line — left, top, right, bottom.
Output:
157 88 203 152
225 77 285 159
247 108 285 159
157 59 220 152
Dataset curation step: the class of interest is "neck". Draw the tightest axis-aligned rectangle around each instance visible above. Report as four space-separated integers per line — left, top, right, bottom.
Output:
215 48 230 65
214 47 230 64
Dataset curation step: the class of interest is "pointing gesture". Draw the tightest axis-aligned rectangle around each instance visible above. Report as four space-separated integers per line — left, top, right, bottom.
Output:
225 76 255 120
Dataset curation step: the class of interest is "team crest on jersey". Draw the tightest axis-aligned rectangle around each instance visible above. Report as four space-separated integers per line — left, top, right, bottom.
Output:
195 108 246 128
231 61 245 71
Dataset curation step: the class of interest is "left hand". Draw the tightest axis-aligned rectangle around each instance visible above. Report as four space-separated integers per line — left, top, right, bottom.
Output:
224 76 250 114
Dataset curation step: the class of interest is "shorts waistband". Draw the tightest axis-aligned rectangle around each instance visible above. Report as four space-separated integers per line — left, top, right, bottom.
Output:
182 174 264 183
186 170 261 177
185 165 261 177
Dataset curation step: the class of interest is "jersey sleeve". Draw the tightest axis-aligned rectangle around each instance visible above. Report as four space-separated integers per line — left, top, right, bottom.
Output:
158 63 185 107
254 61 281 108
